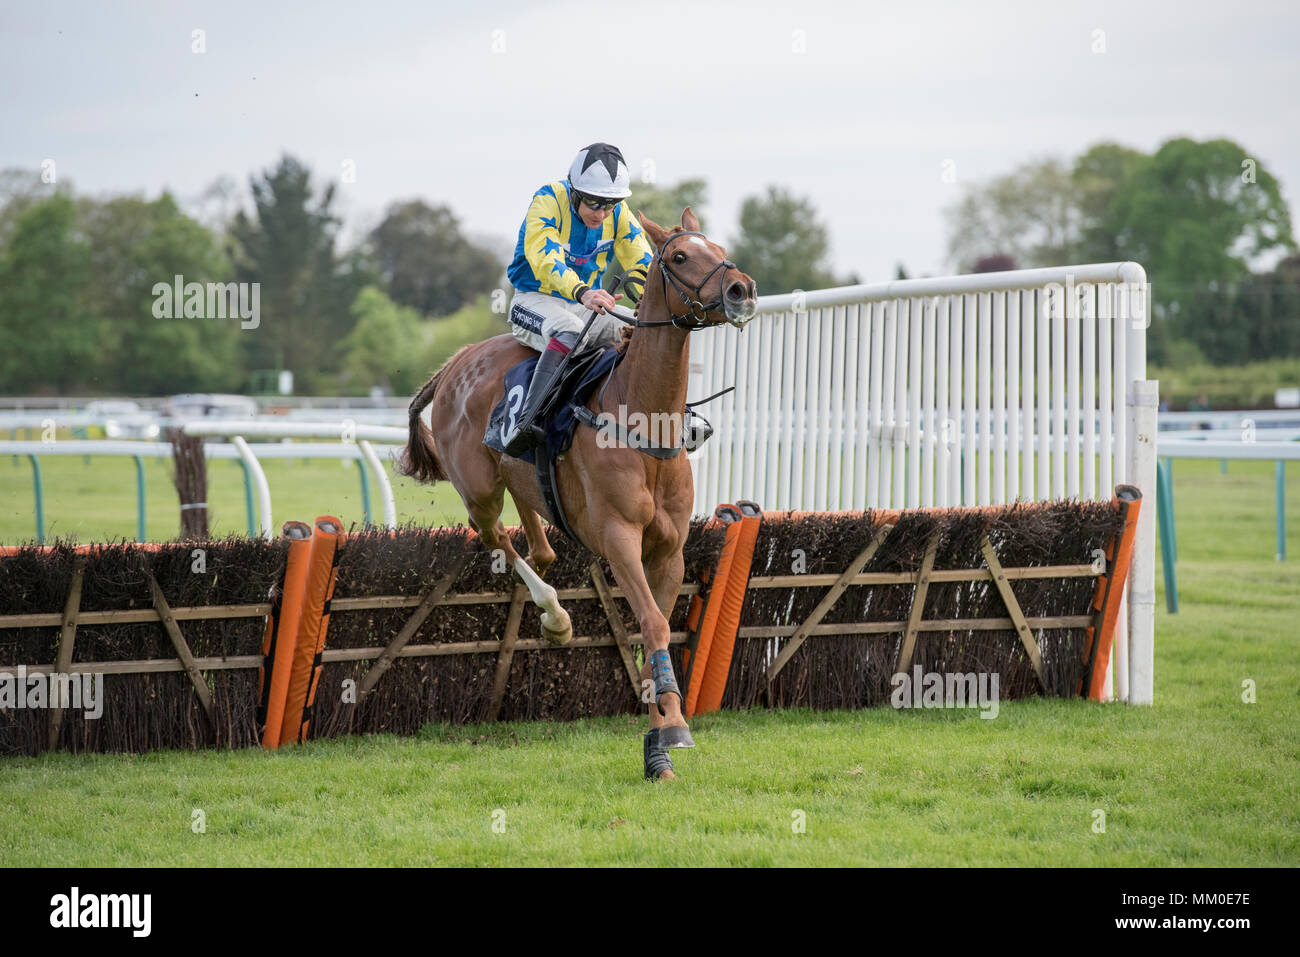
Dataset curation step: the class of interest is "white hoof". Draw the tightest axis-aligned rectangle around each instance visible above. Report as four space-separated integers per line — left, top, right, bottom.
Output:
541 609 572 646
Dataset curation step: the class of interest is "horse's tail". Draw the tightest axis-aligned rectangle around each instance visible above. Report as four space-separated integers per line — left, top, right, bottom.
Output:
398 363 452 484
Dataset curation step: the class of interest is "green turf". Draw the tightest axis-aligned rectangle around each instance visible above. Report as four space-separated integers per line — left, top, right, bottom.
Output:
0 457 1297 866
0 449 513 544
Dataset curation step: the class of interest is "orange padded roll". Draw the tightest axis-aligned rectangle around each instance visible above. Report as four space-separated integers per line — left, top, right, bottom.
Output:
695 501 763 715
259 521 313 750
1084 486 1142 700
683 505 743 718
279 516 343 745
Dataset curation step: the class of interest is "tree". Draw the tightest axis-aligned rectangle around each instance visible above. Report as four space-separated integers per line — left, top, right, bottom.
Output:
0 195 99 392
340 286 428 395
364 200 502 317
79 193 241 394
729 186 841 295
942 138 1299 365
594 179 710 293
1108 138 1295 364
1108 138 1294 288
945 159 1081 272
0 167 69 248
227 155 365 389
189 174 242 234
1071 142 1147 262
422 296 510 373
627 179 709 234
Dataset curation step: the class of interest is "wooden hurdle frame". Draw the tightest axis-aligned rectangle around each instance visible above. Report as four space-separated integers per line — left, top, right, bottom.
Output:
1 489 1141 753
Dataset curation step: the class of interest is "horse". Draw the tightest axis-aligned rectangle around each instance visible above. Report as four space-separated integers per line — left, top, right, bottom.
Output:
397 207 757 778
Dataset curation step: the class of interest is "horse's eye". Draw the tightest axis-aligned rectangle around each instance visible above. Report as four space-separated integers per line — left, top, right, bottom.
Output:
673 252 687 264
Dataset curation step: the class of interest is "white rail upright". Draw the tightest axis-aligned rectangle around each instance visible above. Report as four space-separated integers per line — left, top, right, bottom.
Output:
183 419 408 534
686 262 1154 704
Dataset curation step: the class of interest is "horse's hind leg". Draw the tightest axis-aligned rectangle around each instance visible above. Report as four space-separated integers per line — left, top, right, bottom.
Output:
514 554 571 645
465 492 572 646
515 500 556 578
511 498 570 644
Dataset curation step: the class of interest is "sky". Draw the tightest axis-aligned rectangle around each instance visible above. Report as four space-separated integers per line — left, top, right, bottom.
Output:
2 0 1298 284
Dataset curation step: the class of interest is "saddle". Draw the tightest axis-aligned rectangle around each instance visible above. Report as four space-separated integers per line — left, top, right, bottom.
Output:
483 344 720 549
483 344 624 547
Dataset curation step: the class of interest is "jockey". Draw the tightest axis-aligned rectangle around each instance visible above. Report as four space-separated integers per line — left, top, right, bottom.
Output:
502 142 656 456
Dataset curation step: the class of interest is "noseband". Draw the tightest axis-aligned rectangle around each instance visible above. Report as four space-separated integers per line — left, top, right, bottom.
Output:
634 231 740 331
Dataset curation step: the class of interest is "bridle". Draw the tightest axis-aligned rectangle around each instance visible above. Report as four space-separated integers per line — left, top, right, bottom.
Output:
575 228 746 461
630 230 742 331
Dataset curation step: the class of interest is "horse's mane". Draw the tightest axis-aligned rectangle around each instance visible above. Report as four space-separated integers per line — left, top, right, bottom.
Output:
614 226 686 355
616 325 635 355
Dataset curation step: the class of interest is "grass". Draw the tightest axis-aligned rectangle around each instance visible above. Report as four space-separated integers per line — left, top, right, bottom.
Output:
0 456 1297 866
0 448 516 544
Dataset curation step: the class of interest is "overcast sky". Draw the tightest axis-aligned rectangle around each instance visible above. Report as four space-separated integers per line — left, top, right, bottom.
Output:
3 0 1297 284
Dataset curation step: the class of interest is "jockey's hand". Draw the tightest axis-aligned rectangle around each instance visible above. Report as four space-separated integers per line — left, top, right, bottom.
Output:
580 288 624 314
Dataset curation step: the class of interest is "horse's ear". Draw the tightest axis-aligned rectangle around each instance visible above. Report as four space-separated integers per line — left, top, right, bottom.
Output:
639 210 668 248
681 206 700 232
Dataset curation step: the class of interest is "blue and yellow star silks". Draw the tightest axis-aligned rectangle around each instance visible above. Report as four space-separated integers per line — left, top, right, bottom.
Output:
507 179 656 303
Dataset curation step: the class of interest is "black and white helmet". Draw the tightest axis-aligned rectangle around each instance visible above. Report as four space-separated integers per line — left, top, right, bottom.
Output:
567 143 632 200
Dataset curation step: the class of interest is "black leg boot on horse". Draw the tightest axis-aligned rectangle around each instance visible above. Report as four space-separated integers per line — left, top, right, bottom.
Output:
649 648 695 749
643 728 675 780
503 331 580 458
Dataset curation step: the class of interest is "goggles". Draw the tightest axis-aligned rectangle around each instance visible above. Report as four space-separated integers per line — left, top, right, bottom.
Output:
577 193 619 211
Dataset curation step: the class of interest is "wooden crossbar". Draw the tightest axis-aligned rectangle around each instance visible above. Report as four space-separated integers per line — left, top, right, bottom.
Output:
0 584 705 630
745 562 1099 589
46 556 86 751
589 563 645 699
358 555 468 698
738 615 1094 639
765 524 893 684
486 585 528 721
980 535 1045 689
145 571 215 721
0 630 701 682
0 603 274 629
893 528 941 676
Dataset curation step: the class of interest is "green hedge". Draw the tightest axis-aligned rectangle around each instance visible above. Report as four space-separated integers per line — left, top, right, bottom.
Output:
1149 358 1300 410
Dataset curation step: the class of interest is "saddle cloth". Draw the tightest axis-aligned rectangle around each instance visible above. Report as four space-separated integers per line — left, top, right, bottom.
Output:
483 344 623 466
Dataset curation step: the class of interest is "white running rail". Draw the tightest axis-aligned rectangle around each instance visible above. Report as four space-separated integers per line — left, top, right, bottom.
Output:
686 262 1156 705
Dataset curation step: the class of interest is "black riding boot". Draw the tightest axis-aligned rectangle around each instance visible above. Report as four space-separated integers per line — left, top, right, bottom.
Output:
503 332 578 457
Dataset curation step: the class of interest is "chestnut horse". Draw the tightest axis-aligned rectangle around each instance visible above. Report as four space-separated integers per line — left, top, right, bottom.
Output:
398 208 757 778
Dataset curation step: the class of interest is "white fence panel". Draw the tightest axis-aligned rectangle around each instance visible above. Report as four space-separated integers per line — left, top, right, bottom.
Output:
684 262 1153 704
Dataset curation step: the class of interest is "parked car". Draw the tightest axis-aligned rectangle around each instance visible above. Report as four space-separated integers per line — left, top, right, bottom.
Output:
84 399 161 439
163 394 259 420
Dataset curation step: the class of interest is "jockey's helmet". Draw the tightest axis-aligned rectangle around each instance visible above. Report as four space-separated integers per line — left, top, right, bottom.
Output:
567 143 632 209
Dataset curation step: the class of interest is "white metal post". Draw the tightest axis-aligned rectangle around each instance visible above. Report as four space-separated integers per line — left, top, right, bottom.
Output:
1123 264 1155 706
229 435 273 541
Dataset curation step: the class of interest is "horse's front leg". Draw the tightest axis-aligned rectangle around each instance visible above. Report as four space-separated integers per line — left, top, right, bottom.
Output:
602 527 694 756
636 549 689 779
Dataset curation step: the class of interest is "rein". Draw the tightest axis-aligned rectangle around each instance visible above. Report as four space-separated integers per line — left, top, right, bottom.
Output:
611 231 739 331
573 228 743 457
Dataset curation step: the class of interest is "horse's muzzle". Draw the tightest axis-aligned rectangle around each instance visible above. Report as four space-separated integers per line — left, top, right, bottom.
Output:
725 299 758 328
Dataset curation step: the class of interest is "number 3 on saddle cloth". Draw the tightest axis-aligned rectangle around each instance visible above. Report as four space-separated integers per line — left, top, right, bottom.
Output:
483 344 625 548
